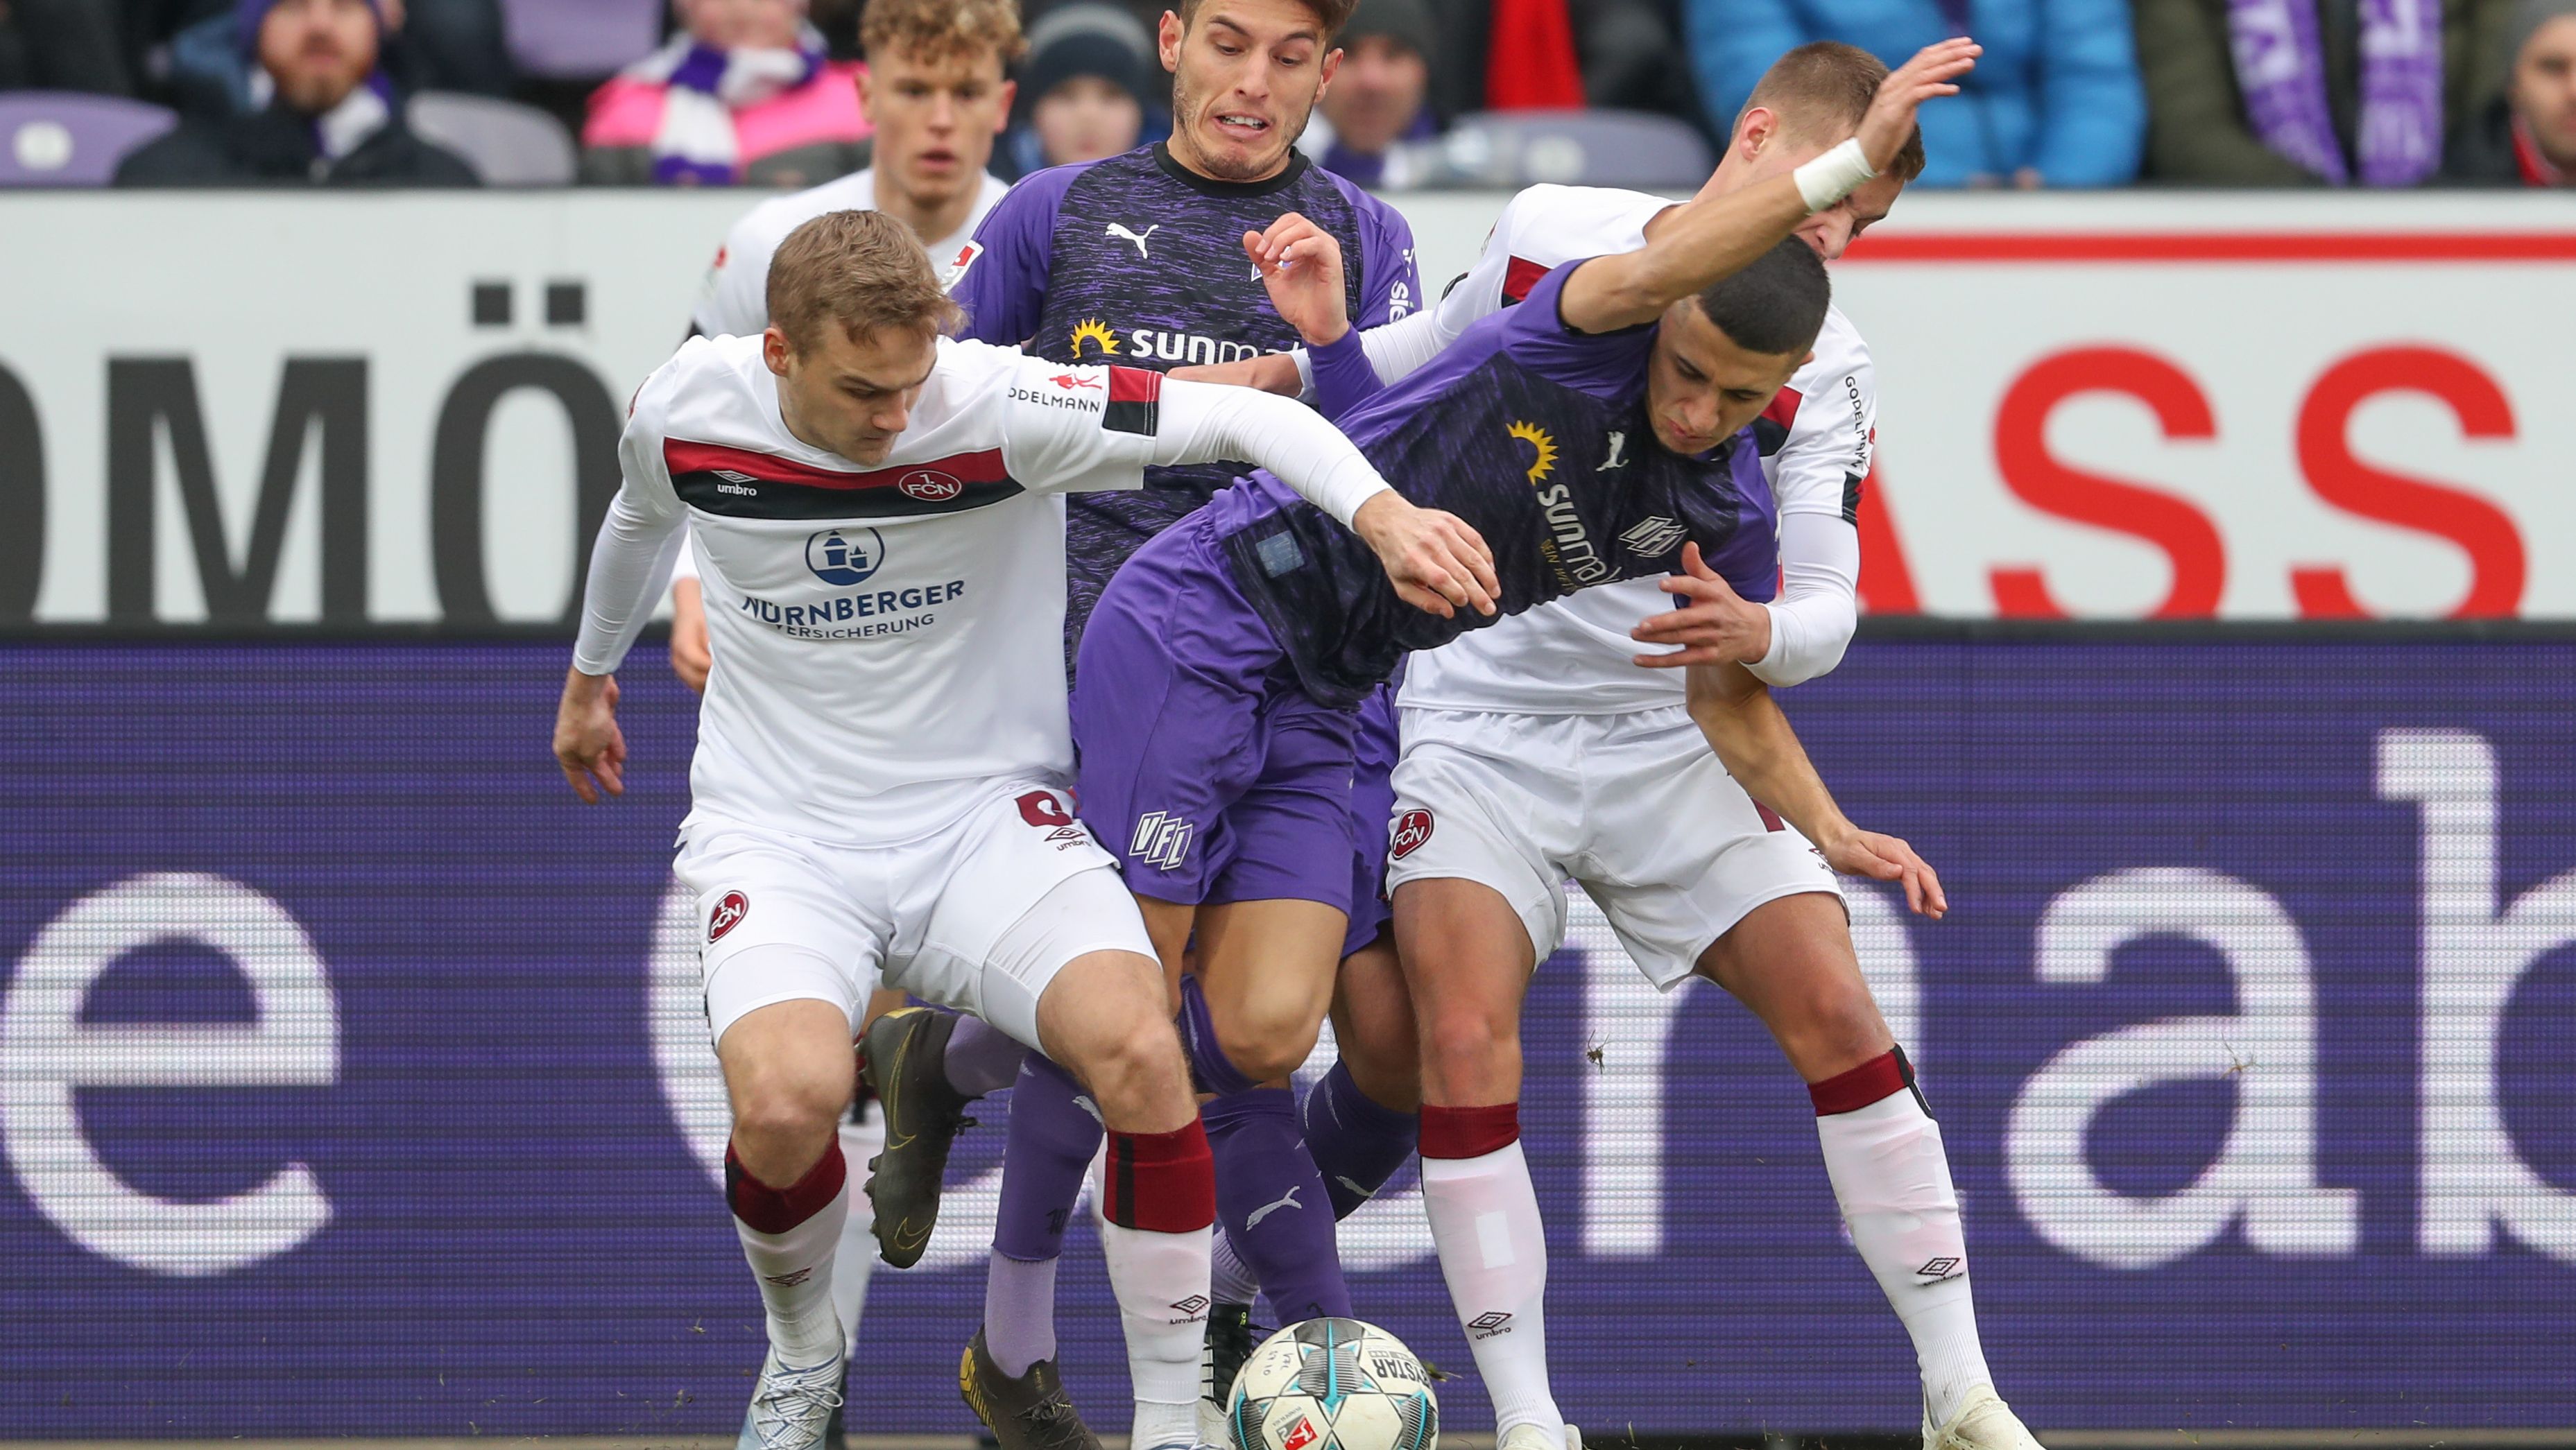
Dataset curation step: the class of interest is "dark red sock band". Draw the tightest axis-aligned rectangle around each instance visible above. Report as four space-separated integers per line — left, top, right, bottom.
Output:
1103 1120 1216 1234
1419 1102 1520 1159
1809 1047 1917 1116
725 1140 847 1235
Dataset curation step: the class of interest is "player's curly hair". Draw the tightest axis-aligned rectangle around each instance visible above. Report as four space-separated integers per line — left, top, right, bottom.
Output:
1176 0 1357 42
768 210 964 351
860 0 1028 69
1738 41 1929 185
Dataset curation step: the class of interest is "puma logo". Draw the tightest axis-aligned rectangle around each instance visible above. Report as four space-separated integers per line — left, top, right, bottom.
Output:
1074 1094 1103 1125
1599 430 1629 471
1246 1185 1305 1228
1106 222 1160 259
1334 1175 1377 1203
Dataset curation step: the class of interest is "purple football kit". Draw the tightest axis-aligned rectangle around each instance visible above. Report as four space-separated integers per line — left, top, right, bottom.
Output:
950 141 1419 655
1074 260 1780 929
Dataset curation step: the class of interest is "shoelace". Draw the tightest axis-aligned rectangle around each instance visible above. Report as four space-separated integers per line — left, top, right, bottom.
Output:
1012 1391 1093 1450
749 1363 845 1450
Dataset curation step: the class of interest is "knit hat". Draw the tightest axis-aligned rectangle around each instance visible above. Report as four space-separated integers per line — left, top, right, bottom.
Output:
1341 0 1434 59
235 0 381 59
1018 3 1156 112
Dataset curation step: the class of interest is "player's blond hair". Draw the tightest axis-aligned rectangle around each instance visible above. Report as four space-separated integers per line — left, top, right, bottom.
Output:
767 210 963 352
1738 41 1929 184
860 0 1027 69
1176 0 1357 41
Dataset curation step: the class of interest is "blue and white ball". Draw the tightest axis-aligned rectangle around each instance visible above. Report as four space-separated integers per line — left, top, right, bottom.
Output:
1225 1318 1439 1450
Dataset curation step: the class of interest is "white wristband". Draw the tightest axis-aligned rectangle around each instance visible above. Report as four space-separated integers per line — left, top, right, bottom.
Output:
1793 137 1876 212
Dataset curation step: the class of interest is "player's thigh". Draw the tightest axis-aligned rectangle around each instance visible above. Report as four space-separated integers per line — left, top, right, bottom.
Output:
1330 933 1420 1112
1384 710 1578 983
1574 707 1844 990
900 784 1155 1054
1339 683 1403 961
1191 897 1350 1084
675 822 884 1058
1393 875 1542 1105
716 998 861 1150
1694 891 1893 1083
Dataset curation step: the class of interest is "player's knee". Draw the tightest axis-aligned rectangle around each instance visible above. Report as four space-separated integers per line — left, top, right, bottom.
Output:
1420 1005 1516 1083
1777 977 1894 1079
727 1053 848 1150
1076 1011 1190 1119
1214 1016 1320 1085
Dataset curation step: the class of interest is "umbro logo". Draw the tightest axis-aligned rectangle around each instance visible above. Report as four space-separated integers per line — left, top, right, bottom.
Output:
714 468 757 483
762 1268 814 1287
1466 1311 1514 1340
1131 811 1194 870
1618 515 1688 558
1916 1256 1964 1281
1168 1293 1210 1324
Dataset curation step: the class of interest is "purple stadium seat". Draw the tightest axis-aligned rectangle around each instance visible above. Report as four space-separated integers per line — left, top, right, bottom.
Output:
0 93 178 186
502 0 664 80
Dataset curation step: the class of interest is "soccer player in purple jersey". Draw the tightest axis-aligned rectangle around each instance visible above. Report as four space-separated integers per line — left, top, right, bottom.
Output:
850 1 1432 1443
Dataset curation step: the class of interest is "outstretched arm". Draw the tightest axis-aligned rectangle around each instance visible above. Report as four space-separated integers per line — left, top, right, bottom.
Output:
1556 39 1978 334
1685 659 1946 918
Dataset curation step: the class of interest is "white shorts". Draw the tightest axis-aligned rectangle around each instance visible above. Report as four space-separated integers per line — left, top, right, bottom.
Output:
1385 705 1842 990
675 783 1156 1050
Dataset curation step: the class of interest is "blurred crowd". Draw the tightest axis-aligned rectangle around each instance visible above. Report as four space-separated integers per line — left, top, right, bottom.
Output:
1 0 2569 186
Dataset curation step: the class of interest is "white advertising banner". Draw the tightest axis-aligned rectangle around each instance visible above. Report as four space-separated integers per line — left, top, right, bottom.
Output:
1 189 2570 624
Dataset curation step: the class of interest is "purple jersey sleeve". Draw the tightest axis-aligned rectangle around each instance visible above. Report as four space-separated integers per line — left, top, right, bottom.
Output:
952 163 1086 346
1500 259 1657 402
1307 180 1422 422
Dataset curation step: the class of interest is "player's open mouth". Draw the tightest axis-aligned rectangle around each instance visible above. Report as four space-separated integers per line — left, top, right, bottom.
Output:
1212 113 1271 139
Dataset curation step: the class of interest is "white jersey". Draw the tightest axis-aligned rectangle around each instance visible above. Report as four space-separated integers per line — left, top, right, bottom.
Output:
1394 184 1875 716
583 334 1167 845
691 167 1012 339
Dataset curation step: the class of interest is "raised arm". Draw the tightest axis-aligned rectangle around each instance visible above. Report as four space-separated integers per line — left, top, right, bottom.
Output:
1557 40 1977 334
1683 658 1946 918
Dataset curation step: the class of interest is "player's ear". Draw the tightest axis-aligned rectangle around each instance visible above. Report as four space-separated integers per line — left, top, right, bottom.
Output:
1736 105 1778 161
1316 45 1342 94
993 78 1016 130
762 327 795 378
1158 9 1184 72
855 66 877 123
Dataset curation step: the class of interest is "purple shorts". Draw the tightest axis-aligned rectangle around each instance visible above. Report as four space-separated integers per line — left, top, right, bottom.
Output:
1341 682 1399 958
1072 516 1362 915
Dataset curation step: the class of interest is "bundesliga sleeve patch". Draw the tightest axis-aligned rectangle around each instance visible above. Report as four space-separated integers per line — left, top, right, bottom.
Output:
1103 365 1162 436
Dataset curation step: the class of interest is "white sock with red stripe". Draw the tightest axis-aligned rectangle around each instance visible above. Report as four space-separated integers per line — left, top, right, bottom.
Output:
725 1141 849 1368
1811 1048 1991 1426
1418 1103 1565 1442
1098 1122 1217 1449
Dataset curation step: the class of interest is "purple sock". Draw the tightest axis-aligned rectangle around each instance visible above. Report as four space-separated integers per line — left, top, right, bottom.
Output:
1204 1087 1353 1324
981 1250 1059 1379
991 1055 1103 1264
1178 974 1260 1097
1302 1059 1420 1220
943 1015 1027 1098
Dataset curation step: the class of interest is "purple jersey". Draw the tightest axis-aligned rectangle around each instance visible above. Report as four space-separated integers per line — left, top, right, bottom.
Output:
952 142 1418 652
1205 259 1780 708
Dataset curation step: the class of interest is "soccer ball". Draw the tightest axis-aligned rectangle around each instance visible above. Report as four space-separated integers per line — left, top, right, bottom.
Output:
1224 1317 1439 1450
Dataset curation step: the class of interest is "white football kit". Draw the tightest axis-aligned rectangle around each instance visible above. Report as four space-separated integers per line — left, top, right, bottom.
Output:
1362 184 1876 985
692 166 1010 338
574 334 1392 1044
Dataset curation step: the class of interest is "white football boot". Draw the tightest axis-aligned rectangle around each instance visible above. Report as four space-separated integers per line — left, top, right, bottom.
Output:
736 1346 848 1450
1497 1426 1583 1450
1923 1384 2046 1449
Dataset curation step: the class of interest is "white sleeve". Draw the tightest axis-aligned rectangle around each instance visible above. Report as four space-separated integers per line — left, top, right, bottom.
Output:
572 377 689 675
989 349 1388 525
1151 378 1389 526
689 209 774 338
1746 512 1860 687
666 517 700 586
1289 189 1540 399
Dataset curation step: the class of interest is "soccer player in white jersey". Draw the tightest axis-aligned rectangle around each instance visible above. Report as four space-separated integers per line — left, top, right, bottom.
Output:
551 210 1495 1450
1192 42 2045 1450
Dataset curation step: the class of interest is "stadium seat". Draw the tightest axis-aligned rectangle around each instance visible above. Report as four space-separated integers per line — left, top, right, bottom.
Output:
501 0 664 79
0 93 178 186
409 92 578 185
1439 108 1717 191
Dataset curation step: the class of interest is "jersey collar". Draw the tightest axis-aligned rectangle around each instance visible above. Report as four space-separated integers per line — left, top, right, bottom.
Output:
1151 139 1313 198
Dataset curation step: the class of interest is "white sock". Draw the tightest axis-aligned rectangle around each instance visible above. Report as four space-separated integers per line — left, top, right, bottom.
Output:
831 1112 883 1356
1817 1090 1991 1425
735 1180 849 1367
1099 1219 1212 1447
1420 1142 1565 1441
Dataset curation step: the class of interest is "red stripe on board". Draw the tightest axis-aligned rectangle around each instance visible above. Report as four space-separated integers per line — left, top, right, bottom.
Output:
1501 255 1549 303
664 440 1009 490
1107 365 1163 404
1762 385 1805 431
1841 232 2576 264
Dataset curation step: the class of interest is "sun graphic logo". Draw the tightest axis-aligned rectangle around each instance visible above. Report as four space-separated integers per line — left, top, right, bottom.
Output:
1069 318 1122 357
1506 420 1558 485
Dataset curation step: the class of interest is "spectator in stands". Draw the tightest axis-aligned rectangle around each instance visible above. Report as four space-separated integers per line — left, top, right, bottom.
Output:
147 0 508 117
997 1 1156 177
580 0 868 185
1685 0 2146 186
1300 0 1436 186
2448 0 2576 182
115 0 477 183
0 0 135 92
2134 0 2515 184
1416 0 1721 137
